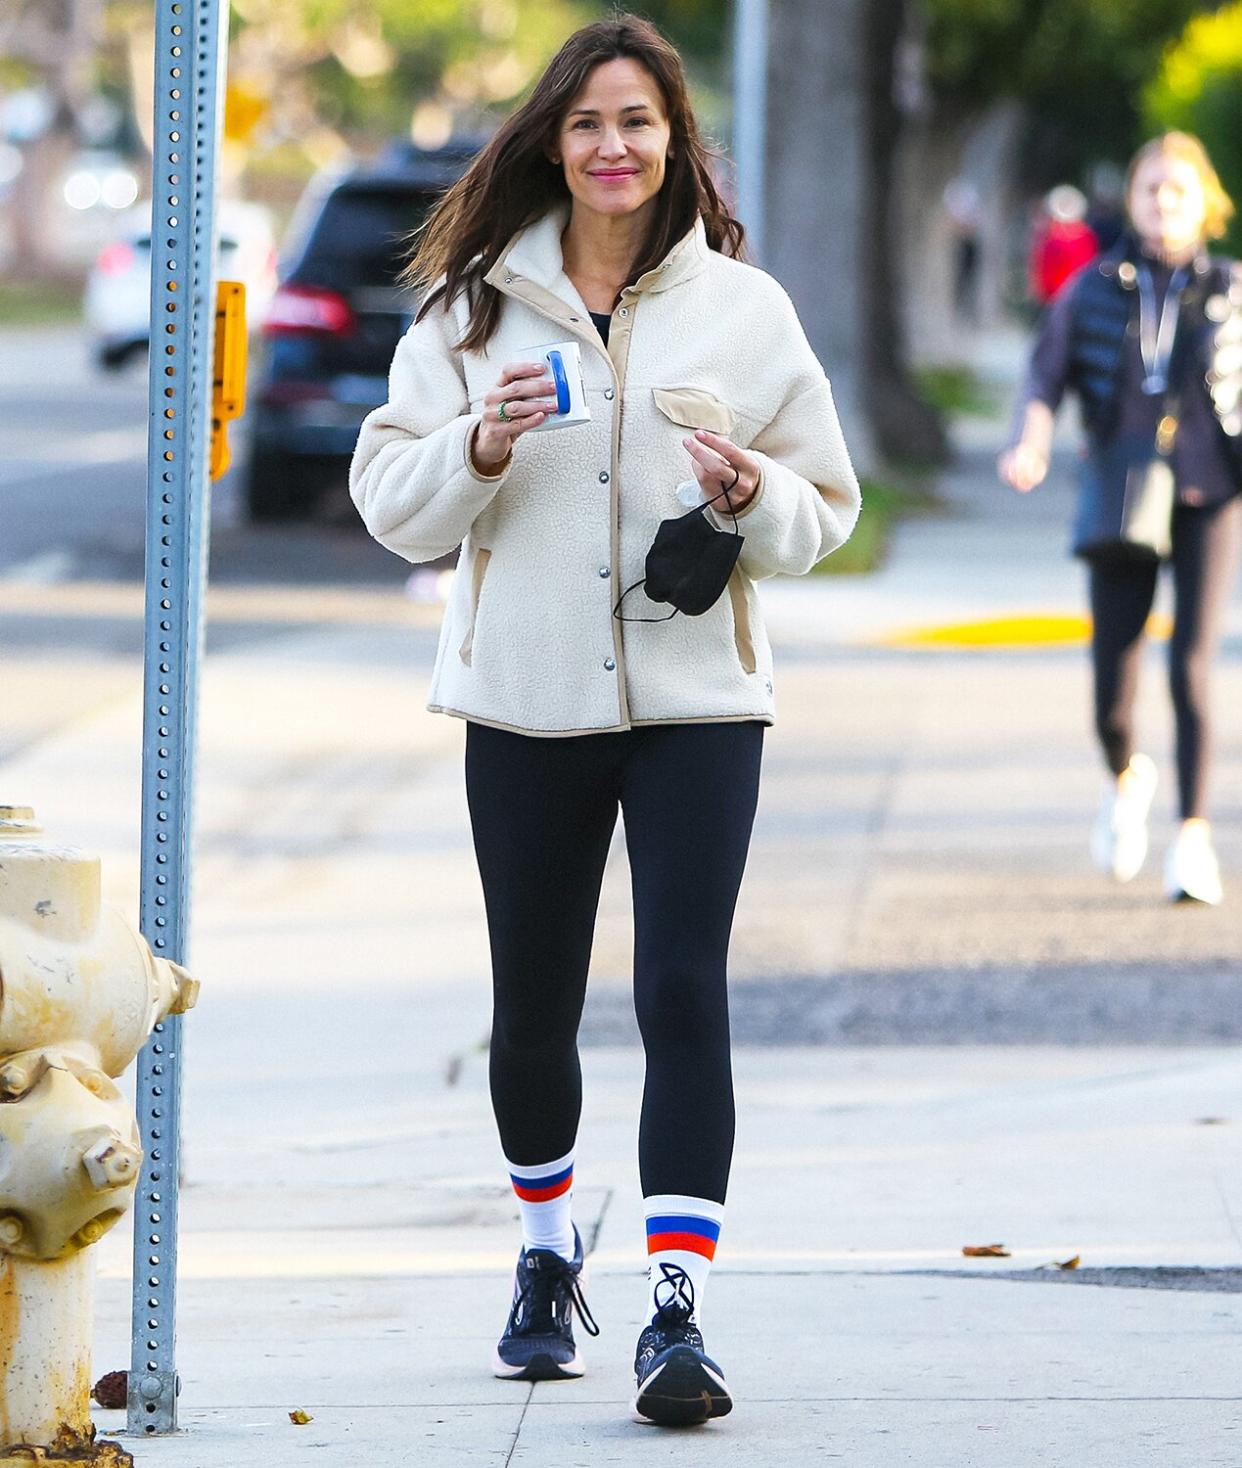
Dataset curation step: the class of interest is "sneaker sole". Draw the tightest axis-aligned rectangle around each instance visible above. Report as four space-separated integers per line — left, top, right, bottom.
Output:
1167 887 1222 907
632 1347 733 1427
1092 757 1157 881
492 1346 585 1382
1164 856 1223 906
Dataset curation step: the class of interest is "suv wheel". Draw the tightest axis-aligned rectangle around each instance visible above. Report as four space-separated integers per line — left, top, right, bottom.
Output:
243 448 314 522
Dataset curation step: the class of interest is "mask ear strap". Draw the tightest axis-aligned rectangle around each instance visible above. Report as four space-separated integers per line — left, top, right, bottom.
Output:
612 577 680 623
698 472 741 533
612 474 742 623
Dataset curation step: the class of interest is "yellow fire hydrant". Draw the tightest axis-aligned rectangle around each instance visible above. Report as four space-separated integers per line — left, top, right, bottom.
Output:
0 806 199 1465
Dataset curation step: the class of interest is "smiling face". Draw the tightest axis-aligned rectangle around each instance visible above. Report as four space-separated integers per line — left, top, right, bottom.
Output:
1128 151 1209 258
551 57 673 224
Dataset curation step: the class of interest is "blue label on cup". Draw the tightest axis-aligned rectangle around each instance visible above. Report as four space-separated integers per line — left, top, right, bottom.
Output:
547 350 572 416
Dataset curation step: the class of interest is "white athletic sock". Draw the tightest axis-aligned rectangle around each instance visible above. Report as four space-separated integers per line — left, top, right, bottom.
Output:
506 1148 576 1261
643 1194 724 1326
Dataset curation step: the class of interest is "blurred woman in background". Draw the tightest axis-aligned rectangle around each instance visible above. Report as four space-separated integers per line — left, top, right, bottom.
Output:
1001 132 1242 904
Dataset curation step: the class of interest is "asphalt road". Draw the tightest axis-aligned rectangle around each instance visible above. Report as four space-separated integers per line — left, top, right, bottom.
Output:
0 326 406 594
0 324 436 760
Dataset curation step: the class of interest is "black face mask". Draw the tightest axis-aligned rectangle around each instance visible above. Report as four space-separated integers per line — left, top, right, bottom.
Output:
613 485 743 622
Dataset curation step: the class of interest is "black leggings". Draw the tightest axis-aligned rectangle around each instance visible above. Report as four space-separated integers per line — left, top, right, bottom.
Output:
465 719 764 1205
1090 496 1242 818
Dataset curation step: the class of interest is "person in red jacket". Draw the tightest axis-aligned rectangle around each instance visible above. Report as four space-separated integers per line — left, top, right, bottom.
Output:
1029 185 1099 305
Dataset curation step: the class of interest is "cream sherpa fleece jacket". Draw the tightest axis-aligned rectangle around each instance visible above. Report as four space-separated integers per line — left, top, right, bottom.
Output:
350 204 861 736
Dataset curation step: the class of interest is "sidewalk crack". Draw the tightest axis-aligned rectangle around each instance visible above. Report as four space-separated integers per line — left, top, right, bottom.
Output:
503 1384 534 1467
586 1186 615 1255
1212 1171 1242 1251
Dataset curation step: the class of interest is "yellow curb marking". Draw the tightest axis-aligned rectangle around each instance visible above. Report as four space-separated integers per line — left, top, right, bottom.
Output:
872 611 1173 649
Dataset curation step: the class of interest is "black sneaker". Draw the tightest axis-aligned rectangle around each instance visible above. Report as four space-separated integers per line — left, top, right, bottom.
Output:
632 1264 732 1426
492 1224 599 1381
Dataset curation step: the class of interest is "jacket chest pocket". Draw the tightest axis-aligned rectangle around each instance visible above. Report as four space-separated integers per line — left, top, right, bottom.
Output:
651 386 737 437
459 547 491 666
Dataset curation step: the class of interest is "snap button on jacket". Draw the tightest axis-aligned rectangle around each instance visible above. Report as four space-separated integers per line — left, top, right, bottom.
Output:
349 205 861 737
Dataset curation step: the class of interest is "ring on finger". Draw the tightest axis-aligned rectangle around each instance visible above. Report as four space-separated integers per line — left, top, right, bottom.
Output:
498 400 511 423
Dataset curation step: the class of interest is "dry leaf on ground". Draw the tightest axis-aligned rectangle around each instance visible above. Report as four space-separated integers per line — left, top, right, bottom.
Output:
91 1371 128 1410
289 1410 314 1425
962 1243 1011 1258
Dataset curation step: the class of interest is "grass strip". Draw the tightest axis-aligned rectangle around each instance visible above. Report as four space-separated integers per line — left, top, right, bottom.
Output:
914 362 1000 418
815 474 939 576
0 279 83 327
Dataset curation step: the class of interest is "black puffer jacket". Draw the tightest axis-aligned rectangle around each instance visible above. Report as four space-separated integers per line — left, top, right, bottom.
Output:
1067 235 1242 470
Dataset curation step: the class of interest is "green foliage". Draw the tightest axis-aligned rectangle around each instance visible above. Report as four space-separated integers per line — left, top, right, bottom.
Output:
925 0 1204 165
914 363 1000 418
927 0 1200 103
0 58 35 89
0 280 82 326
1144 3 1242 254
221 0 732 184
811 475 939 577
622 0 730 64
222 0 602 150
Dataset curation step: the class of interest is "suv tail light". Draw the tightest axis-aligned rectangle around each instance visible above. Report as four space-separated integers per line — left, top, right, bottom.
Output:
95 241 136 277
263 285 355 336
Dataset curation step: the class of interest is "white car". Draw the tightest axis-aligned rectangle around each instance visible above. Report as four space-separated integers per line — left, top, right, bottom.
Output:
83 199 278 370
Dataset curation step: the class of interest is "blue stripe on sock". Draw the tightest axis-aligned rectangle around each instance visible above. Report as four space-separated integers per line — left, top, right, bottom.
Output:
509 1162 574 1189
645 1214 721 1242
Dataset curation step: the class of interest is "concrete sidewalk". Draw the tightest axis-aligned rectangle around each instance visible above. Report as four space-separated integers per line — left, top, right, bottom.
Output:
3 322 1241 1464
87 1043 1242 1466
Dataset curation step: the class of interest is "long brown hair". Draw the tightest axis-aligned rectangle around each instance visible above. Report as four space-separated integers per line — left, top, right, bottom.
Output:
404 13 745 353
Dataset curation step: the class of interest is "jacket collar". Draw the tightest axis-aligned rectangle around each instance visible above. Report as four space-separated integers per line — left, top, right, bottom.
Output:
483 203 709 304
1100 228 1213 286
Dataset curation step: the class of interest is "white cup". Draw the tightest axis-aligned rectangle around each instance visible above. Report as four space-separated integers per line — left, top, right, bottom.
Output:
519 340 592 432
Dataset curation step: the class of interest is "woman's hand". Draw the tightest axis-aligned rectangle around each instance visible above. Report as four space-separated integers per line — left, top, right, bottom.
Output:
998 402 1054 493
684 429 761 514
470 361 558 473
997 440 1049 494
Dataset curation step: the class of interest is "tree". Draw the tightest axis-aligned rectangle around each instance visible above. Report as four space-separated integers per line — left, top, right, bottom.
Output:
861 0 950 463
223 0 596 163
764 0 877 468
894 0 1214 390
924 0 1208 185
765 0 949 469
1144 2 1242 255
1 0 103 278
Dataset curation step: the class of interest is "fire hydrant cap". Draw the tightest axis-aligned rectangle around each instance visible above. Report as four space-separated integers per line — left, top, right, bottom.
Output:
82 1136 143 1192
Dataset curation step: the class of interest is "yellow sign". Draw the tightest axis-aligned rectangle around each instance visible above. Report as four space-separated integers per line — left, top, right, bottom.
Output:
211 280 247 482
225 84 268 144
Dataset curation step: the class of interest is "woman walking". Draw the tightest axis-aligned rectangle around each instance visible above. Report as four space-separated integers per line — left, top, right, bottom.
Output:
350 13 859 1427
1001 133 1242 905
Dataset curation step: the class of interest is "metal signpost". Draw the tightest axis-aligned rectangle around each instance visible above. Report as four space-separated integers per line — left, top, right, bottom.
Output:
128 0 229 1436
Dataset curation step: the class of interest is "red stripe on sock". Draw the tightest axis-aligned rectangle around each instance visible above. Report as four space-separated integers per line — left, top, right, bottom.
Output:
646 1230 717 1260
513 1176 573 1203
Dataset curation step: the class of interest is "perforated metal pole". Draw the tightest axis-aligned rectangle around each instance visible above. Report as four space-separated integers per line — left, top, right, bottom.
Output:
128 0 227 1437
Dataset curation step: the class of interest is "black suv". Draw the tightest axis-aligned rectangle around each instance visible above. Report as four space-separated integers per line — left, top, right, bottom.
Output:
243 139 479 521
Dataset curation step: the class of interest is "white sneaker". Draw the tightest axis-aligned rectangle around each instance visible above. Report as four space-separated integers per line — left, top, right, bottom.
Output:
1090 753 1157 883
1164 821 1224 905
